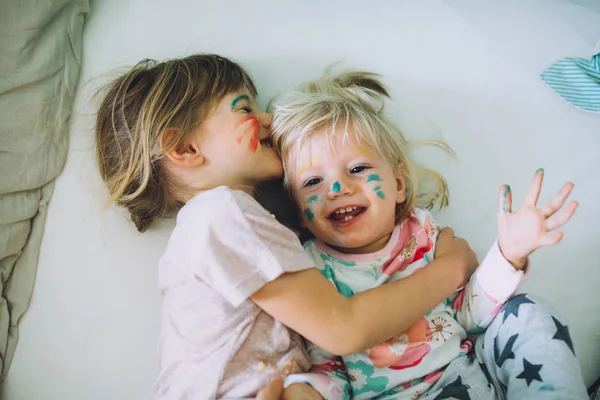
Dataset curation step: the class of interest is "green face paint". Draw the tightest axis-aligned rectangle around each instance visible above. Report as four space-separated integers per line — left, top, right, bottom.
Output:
307 195 319 204
332 181 341 193
366 174 382 183
376 191 386 199
303 208 315 222
230 94 249 110
372 185 385 199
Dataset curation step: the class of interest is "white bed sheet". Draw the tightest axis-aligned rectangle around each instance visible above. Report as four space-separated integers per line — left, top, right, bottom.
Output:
3 1 599 399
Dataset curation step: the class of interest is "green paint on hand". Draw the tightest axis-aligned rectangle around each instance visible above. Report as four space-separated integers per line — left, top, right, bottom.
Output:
307 195 319 204
366 174 382 183
332 181 341 193
503 185 511 213
303 208 315 222
536 168 544 175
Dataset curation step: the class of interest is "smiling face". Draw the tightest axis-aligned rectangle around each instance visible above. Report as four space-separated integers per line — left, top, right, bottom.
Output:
288 125 406 254
192 90 283 189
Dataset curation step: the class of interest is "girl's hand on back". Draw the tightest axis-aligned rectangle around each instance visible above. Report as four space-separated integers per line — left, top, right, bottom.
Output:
434 227 479 285
256 379 323 400
497 169 578 270
257 378 284 400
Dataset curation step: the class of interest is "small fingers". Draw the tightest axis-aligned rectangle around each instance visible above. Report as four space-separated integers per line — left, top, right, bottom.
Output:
524 169 544 207
434 227 455 258
540 183 575 218
537 231 564 248
546 201 578 231
498 185 513 215
438 227 455 239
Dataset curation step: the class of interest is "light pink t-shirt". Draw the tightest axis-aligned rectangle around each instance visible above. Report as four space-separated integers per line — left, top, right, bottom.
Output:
155 187 313 399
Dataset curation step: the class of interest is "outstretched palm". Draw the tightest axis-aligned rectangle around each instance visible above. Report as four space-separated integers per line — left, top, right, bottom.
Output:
497 170 578 270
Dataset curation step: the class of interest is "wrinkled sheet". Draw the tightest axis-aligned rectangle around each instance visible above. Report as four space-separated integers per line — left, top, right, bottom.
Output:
0 0 89 379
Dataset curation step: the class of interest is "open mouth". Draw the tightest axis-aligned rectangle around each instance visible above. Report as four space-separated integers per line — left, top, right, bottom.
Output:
328 206 366 224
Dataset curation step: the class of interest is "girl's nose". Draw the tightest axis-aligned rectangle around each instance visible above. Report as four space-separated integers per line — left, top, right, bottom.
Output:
257 112 273 141
327 178 355 199
258 111 273 129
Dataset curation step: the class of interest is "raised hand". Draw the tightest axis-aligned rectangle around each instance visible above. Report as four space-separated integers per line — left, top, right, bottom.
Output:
497 169 578 270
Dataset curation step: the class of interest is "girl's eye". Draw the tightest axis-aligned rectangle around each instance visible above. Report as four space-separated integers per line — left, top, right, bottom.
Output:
304 178 322 188
241 106 253 113
350 165 369 174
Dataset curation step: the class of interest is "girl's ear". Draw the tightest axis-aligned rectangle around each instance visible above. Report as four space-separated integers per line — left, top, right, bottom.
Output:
163 128 205 168
394 163 406 204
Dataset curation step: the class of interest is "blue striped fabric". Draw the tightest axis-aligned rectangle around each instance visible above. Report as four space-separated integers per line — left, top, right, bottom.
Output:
541 52 600 113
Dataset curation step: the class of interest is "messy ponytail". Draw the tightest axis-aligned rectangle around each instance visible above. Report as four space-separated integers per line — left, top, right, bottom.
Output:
95 54 257 232
270 70 451 224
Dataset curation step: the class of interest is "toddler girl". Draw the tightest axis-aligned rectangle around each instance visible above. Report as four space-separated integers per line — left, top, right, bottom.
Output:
270 71 587 399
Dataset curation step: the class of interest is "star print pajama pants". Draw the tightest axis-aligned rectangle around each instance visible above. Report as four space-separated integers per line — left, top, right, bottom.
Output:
421 294 588 400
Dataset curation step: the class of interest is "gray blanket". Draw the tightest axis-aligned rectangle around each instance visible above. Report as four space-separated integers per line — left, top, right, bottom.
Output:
0 0 89 379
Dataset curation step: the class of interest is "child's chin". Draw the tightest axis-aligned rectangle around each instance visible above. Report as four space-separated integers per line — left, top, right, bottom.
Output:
326 236 372 251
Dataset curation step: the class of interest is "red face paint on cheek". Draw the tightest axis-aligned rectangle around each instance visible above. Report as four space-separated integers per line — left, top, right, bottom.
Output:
235 116 260 153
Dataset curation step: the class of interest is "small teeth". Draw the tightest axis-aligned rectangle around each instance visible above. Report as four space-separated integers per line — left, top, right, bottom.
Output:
343 215 354 222
335 206 357 215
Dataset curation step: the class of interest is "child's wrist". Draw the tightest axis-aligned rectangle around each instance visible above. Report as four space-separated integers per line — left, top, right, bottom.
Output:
437 253 470 288
507 258 527 270
499 245 527 270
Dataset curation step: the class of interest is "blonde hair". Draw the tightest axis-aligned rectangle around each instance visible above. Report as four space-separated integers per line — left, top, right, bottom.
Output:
270 71 450 224
95 54 257 232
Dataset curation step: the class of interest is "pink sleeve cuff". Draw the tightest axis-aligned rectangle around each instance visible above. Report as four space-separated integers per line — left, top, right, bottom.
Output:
475 240 528 302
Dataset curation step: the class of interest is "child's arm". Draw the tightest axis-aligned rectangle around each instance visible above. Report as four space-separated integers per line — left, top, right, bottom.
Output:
256 379 323 400
283 383 323 400
454 170 577 332
496 169 576 270
452 242 523 333
252 227 478 356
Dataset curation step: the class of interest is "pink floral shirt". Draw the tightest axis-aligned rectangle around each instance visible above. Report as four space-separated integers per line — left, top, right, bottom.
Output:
285 208 526 399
